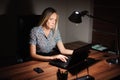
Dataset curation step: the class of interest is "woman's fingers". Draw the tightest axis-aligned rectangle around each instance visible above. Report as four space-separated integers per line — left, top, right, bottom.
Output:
57 54 68 62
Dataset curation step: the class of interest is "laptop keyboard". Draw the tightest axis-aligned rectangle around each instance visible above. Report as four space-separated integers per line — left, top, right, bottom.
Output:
49 56 72 68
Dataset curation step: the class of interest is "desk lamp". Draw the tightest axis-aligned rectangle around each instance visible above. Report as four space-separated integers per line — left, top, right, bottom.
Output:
69 11 94 79
68 10 120 65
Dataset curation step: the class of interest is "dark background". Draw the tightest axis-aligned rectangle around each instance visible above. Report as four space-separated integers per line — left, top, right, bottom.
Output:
0 15 41 67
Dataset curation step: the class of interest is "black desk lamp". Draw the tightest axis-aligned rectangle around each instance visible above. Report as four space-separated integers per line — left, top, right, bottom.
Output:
69 11 95 79
68 10 120 64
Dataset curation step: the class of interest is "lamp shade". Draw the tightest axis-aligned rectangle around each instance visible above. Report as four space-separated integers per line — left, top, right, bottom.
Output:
68 11 82 23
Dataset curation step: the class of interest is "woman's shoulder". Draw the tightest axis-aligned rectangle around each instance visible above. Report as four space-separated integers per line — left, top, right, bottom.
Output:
31 26 42 32
31 26 39 30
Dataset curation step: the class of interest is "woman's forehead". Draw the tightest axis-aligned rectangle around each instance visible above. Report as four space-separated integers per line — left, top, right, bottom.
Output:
50 13 57 18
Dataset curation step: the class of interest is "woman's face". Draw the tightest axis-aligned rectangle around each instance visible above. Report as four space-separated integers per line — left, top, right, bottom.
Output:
46 13 57 29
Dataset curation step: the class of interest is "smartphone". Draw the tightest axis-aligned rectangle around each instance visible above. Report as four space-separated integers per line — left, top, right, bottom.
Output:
33 67 44 73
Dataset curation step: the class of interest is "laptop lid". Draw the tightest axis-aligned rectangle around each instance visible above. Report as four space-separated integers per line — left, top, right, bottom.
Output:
66 44 91 69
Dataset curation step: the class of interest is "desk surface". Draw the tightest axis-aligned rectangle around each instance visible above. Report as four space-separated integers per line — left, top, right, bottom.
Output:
0 41 120 80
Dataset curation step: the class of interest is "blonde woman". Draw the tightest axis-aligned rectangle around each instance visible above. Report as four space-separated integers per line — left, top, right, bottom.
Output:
29 7 73 62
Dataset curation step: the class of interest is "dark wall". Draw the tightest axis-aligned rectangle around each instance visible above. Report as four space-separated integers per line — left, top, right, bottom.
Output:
0 0 41 67
0 15 18 67
0 15 41 67
92 0 120 52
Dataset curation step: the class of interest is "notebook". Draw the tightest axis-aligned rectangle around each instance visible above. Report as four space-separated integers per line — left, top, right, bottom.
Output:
49 44 92 70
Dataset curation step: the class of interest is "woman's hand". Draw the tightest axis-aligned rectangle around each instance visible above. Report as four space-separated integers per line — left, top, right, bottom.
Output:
52 54 68 62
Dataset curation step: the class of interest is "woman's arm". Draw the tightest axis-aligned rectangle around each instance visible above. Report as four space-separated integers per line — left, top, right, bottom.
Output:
30 44 53 61
30 44 68 62
57 41 73 55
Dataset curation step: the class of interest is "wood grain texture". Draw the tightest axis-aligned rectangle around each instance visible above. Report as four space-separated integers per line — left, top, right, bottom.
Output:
0 41 120 80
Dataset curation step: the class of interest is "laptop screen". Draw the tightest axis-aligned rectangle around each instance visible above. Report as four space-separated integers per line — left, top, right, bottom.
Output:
67 44 91 69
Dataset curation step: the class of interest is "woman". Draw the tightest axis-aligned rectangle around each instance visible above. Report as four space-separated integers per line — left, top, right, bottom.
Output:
29 7 73 62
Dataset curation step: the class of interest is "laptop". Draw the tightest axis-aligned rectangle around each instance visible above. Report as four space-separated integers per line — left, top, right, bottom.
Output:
49 44 92 70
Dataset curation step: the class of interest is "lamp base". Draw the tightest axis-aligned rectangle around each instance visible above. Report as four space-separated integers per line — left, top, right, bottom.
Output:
106 57 120 64
75 75 95 80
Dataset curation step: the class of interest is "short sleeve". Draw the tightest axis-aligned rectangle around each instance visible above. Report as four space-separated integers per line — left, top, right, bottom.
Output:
29 27 37 45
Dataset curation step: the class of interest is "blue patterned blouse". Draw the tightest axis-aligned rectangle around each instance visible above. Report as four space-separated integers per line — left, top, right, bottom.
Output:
29 26 62 55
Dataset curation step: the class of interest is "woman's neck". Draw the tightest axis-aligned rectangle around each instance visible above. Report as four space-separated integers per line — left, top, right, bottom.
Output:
42 27 51 37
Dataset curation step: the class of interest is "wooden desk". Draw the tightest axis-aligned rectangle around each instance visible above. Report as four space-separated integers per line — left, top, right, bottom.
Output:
0 41 120 80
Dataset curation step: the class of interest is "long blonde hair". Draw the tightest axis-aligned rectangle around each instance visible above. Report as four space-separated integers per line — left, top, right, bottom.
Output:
39 7 59 36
